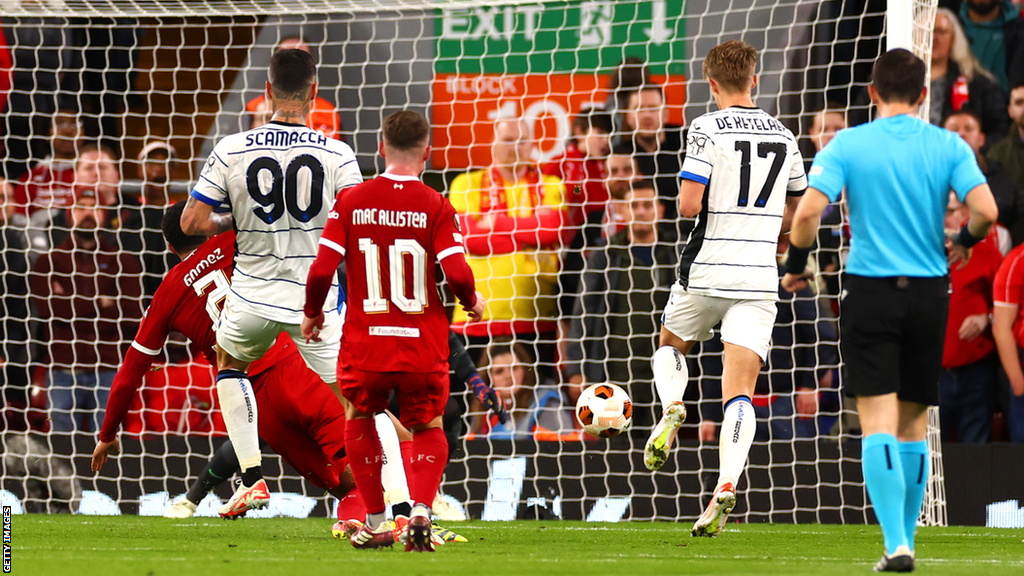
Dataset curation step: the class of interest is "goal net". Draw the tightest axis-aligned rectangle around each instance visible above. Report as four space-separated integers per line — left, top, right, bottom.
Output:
0 0 944 524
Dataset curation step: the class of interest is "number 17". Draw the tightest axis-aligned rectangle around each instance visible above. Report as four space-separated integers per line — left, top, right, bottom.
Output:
735 141 786 208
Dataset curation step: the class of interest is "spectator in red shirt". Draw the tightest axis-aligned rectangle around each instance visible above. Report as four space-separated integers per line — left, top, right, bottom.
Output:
543 108 612 345
27 142 120 263
944 109 1024 247
11 110 82 215
543 107 613 233
941 193 1004 442
29 187 144 432
993 241 1024 442
602 144 641 238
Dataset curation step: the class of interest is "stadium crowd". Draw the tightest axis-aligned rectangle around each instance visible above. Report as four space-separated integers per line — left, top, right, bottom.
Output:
1 1 1024 449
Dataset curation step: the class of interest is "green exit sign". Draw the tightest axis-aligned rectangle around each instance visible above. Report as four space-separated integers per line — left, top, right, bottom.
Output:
435 0 688 75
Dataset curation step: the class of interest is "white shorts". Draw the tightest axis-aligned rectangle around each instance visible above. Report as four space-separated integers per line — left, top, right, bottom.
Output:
662 284 777 362
216 298 345 383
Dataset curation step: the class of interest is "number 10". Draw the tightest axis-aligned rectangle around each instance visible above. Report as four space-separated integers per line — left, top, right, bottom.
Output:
359 238 428 313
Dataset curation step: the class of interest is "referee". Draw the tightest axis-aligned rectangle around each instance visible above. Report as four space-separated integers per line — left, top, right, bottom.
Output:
782 49 997 573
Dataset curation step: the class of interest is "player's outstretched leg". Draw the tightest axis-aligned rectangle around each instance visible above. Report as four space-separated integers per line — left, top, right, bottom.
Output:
216 370 269 518
166 439 242 518
375 412 415 543
645 345 690 471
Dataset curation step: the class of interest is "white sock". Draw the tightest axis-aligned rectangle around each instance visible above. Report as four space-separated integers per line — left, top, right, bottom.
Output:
718 396 755 489
652 345 689 411
216 372 261 471
375 412 412 508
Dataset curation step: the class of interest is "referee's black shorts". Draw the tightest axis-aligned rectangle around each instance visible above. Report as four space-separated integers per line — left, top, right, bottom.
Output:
840 274 950 406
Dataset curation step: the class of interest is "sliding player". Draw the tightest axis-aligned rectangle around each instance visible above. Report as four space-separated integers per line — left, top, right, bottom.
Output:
302 110 483 552
179 48 360 516
642 40 806 537
91 203 421 533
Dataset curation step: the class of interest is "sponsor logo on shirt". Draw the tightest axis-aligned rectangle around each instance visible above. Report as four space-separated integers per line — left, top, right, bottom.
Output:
368 326 420 338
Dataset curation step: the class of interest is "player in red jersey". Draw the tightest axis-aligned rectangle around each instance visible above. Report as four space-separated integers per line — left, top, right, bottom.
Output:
303 111 483 552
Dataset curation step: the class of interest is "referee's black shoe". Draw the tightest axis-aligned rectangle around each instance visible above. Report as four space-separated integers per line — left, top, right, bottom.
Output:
873 545 915 572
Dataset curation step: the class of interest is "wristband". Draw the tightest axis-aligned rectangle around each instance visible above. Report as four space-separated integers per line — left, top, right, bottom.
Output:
785 245 811 275
956 225 983 249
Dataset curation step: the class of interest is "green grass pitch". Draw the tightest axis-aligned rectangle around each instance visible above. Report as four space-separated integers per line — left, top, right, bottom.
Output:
16 515 1024 575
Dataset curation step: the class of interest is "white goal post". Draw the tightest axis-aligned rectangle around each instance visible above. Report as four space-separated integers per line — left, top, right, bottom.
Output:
0 0 944 524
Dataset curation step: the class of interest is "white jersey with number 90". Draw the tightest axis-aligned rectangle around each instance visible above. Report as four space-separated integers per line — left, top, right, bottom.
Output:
191 121 362 323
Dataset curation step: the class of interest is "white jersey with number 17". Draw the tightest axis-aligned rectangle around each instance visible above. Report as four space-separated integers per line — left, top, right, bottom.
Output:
678 107 807 301
190 120 362 323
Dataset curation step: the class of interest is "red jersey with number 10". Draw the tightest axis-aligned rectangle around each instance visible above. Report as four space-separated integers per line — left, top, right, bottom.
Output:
319 172 467 373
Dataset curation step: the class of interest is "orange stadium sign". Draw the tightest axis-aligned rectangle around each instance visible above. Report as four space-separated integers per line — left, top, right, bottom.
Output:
432 73 686 170
431 0 687 170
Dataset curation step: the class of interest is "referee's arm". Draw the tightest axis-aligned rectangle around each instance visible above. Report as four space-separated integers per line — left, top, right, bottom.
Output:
946 183 999 268
960 183 999 241
781 188 831 293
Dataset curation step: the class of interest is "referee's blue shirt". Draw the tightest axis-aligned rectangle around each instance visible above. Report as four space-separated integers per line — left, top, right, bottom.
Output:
808 114 987 278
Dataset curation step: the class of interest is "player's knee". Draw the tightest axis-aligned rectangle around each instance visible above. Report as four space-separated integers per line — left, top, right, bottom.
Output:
659 328 694 355
216 347 250 372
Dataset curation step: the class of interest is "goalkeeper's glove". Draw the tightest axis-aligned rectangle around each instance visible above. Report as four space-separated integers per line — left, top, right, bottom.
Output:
469 373 507 424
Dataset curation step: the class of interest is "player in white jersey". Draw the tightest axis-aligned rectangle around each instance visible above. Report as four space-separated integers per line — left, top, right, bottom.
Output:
180 49 362 517
641 41 807 537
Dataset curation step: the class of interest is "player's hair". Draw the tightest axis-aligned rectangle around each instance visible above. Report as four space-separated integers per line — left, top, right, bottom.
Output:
269 49 317 101
162 201 207 254
871 48 926 105
702 40 757 93
630 178 657 193
572 108 613 136
382 110 431 152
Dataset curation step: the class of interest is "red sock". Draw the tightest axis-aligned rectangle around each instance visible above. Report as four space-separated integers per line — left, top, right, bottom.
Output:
336 490 366 521
400 440 414 479
408 427 448 506
344 417 386 515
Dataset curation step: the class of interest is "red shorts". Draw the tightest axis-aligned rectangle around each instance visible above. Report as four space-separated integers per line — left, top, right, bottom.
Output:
338 363 449 428
252 350 347 491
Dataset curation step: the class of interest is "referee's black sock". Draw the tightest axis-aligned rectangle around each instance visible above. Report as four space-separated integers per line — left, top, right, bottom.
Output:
186 440 241 504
